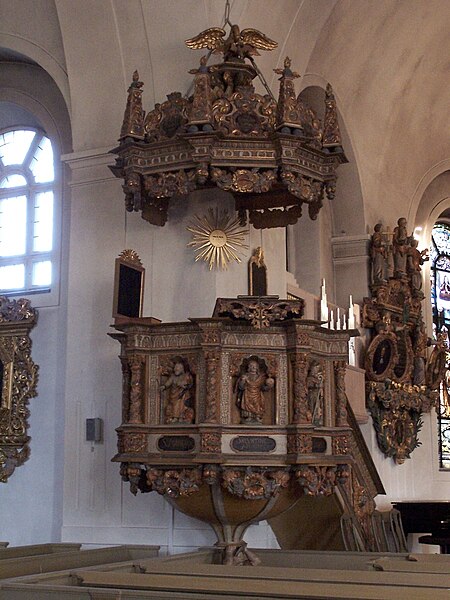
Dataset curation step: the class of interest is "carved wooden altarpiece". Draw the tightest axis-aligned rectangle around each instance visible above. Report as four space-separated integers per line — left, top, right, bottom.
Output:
111 297 383 563
364 219 443 464
0 297 38 482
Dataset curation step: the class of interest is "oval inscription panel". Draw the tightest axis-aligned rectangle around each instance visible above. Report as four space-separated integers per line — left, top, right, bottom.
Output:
158 435 195 452
231 436 276 453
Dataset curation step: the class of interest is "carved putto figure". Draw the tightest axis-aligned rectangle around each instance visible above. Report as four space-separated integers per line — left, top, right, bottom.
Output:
236 357 274 424
161 358 194 424
306 360 324 426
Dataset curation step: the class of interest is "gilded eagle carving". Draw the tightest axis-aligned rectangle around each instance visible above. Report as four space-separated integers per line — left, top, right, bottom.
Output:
185 25 277 61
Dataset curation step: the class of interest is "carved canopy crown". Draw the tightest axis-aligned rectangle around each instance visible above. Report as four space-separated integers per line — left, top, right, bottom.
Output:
111 21 347 230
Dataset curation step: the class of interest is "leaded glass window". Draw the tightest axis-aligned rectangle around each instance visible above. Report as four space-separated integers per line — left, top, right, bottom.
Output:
430 223 450 469
0 128 55 292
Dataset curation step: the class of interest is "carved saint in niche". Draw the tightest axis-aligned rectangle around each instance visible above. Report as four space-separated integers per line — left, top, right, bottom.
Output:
236 357 274 424
306 360 324 426
160 357 195 424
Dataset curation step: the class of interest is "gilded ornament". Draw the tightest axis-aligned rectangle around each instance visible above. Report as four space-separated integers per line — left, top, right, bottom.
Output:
187 208 248 270
295 466 337 496
0 298 38 483
112 18 346 229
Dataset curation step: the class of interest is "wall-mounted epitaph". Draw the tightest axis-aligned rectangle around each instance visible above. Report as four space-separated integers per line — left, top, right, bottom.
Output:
113 250 145 319
0 297 38 482
364 218 442 464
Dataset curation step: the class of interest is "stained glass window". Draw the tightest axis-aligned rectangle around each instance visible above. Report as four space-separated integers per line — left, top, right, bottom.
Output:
431 223 450 469
0 128 55 292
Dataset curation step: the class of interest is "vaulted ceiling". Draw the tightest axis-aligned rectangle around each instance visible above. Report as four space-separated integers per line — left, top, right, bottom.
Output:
0 0 449 230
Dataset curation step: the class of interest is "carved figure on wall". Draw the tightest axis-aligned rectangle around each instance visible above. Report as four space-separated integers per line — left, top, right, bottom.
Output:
248 247 268 296
160 357 195 424
236 357 274 424
393 217 409 276
370 223 386 284
306 360 324 426
407 238 428 295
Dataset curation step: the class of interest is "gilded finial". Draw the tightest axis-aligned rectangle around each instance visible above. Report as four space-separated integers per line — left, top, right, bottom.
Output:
322 82 343 149
274 56 300 78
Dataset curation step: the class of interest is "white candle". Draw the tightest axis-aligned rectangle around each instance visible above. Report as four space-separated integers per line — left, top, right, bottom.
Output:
336 307 341 330
348 295 356 329
320 279 328 321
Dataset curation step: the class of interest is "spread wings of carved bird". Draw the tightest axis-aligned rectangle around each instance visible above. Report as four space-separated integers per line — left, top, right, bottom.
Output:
185 25 277 59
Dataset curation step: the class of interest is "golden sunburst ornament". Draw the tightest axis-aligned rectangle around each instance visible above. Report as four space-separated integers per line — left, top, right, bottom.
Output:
187 209 248 270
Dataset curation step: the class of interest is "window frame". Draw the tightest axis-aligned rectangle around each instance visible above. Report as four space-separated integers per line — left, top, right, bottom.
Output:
0 126 61 307
430 221 450 470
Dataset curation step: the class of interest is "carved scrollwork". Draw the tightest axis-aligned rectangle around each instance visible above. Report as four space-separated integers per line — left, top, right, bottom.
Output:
332 434 351 455
144 169 196 200
287 433 312 454
213 297 304 329
144 92 190 141
212 86 276 136
366 381 432 464
200 431 221 453
210 167 276 194
0 297 37 323
117 431 147 454
120 462 145 496
334 360 348 426
146 467 202 498
204 351 220 423
222 467 290 500
295 466 337 496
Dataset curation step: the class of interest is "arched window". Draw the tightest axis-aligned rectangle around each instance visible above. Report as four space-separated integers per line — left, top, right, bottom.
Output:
0 128 55 293
430 222 450 469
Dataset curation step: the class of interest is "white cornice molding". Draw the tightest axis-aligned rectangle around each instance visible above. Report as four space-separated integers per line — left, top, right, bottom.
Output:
61 146 117 188
332 234 370 265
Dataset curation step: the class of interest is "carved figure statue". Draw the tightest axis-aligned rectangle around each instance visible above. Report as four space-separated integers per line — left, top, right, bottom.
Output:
393 217 409 276
306 360 324 426
249 246 268 296
370 223 386 284
237 358 274 424
407 238 428 294
161 358 194 424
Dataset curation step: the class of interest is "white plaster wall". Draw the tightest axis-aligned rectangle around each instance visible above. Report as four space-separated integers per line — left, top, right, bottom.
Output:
0 56 71 544
59 151 286 550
